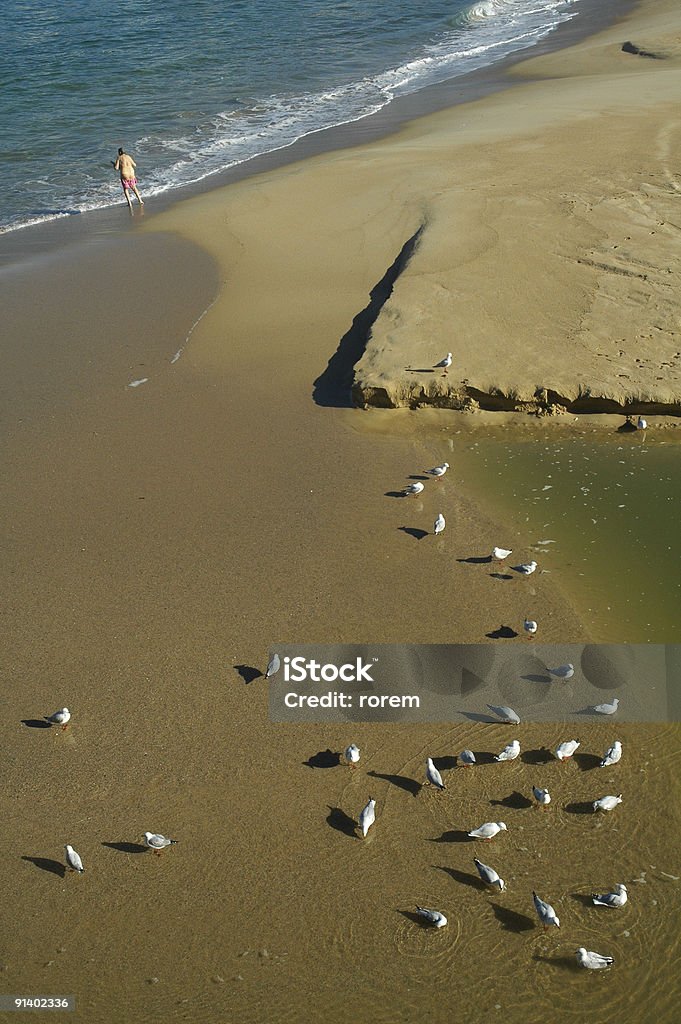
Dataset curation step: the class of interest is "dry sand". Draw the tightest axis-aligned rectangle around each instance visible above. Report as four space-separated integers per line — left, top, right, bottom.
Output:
3 1 681 1022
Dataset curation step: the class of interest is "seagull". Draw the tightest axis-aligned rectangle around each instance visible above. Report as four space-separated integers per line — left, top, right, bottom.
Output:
592 697 619 715
592 883 628 908
426 757 445 790
600 740 622 767
143 832 179 855
555 739 580 761
403 482 424 495
64 844 84 874
547 663 574 680
513 560 537 576
494 739 520 762
593 794 622 812
459 749 476 767
523 618 538 638
636 416 647 431
468 821 507 841
426 462 449 479
415 905 448 928
576 947 614 969
434 513 446 535
344 743 360 768
492 546 512 562
265 653 280 679
434 353 452 375
486 704 521 725
46 708 71 731
473 857 505 891
359 797 376 838
533 891 560 929
532 786 551 808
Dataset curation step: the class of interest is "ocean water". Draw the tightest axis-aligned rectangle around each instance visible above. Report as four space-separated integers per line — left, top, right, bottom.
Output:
1 0 582 233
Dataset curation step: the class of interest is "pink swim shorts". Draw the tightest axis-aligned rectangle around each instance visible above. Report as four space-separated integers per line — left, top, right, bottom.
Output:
121 177 137 190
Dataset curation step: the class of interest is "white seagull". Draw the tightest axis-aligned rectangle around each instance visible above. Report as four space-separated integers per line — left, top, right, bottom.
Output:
636 416 647 431
359 797 376 838
532 786 551 808
344 743 360 768
403 482 425 495
533 891 560 929
46 707 71 730
600 740 622 767
555 739 580 761
434 513 446 535
426 757 445 790
523 618 538 638
468 821 507 841
415 905 448 928
492 546 512 562
592 697 619 715
576 947 614 969
434 353 452 375
473 857 505 891
494 739 520 762
593 794 622 812
513 560 537 576
426 462 449 479
459 749 476 767
64 844 84 874
592 883 628 908
265 653 280 679
486 704 521 725
548 663 574 680
143 832 179 854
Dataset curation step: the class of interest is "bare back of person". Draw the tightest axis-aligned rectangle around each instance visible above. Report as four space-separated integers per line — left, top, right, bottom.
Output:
113 148 144 208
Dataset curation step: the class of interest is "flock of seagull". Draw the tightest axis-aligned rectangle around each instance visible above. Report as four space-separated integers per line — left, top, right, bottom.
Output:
343 691 625 971
402 457 541 638
43 708 178 874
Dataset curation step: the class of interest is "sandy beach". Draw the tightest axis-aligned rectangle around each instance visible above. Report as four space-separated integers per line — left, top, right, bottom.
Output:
3 0 681 1021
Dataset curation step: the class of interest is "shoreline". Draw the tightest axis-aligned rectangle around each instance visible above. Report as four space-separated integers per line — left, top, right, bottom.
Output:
0 0 633 273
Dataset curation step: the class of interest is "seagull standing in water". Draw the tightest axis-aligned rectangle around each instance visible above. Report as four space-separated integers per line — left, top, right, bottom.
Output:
494 739 520 762
415 905 448 928
576 947 614 969
593 794 622 812
359 797 376 838
473 857 505 891
547 663 574 681
403 482 425 496
265 653 280 679
426 462 449 480
143 832 179 855
434 353 452 376
344 743 360 768
555 739 580 761
513 560 537 576
532 786 551 809
486 704 521 725
468 821 507 841
426 757 445 790
600 740 622 767
65 844 84 873
533 891 560 930
434 513 446 536
592 697 619 715
592 883 628 908
46 708 71 731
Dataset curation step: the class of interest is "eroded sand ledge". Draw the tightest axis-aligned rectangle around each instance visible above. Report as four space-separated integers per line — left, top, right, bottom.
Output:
353 10 681 416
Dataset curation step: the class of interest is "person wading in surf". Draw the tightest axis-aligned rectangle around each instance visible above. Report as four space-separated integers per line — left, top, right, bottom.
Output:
112 147 144 210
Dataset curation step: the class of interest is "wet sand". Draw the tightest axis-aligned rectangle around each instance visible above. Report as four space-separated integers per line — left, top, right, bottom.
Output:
3 0 681 1021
